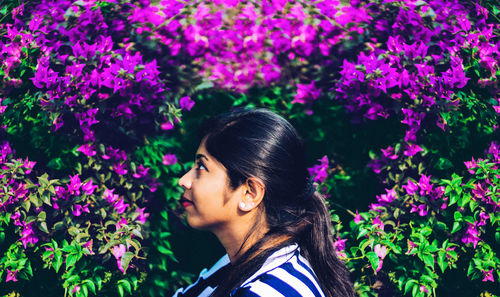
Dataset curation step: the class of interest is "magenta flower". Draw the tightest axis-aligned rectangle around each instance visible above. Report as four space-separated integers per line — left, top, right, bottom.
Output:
292 81 321 104
113 198 129 214
374 244 387 259
376 188 397 204
402 179 418 196
461 223 481 248
133 164 150 179
82 179 98 195
72 285 81 293
403 143 423 157
20 222 38 248
419 285 429 293
161 121 174 130
76 143 96 157
418 174 433 195
482 268 494 282
354 210 364 224
113 163 128 175
6 269 19 282
308 156 329 184
116 217 128 230
162 153 178 166
333 239 347 258
381 146 398 160
67 174 82 196
84 239 95 255
135 207 150 224
179 96 195 111
373 216 384 231
112 244 128 274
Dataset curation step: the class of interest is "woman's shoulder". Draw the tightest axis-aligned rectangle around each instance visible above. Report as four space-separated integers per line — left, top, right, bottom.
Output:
171 254 231 297
231 245 326 297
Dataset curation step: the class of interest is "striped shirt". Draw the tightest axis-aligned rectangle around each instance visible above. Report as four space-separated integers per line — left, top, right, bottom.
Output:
172 244 326 297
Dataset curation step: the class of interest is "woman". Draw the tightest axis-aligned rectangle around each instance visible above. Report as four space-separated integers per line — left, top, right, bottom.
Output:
173 108 355 297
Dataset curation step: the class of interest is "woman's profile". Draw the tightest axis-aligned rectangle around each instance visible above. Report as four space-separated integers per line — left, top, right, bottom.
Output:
172 108 355 297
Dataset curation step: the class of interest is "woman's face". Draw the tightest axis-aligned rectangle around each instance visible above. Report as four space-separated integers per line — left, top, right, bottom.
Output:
178 139 242 231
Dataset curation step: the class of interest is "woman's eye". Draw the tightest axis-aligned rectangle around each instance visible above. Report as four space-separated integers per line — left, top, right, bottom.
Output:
196 162 207 171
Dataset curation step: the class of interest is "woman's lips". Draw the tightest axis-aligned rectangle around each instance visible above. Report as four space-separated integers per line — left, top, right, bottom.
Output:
180 197 194 208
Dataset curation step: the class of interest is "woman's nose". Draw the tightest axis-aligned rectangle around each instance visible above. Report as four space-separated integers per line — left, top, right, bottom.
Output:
178 169 192 189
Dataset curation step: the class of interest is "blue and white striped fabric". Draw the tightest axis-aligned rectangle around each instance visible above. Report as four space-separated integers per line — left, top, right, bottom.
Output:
171 244 326 297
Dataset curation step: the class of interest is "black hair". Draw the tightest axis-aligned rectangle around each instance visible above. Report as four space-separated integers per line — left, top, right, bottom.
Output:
199 108 355 297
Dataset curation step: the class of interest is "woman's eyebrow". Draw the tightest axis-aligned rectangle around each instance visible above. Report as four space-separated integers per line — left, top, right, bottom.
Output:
195 153 209 162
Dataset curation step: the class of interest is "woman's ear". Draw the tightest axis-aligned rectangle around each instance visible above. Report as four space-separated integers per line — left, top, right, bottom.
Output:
238 177 265 212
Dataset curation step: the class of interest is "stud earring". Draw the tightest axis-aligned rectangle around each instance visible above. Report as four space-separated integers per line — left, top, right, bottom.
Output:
239 201 247 210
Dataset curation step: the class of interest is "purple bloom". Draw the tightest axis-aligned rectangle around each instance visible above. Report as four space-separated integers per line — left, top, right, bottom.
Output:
179 96 195 111
376 188 397 204
403 179 418 195
381 146 398 160
113 163 128 175
161 121 174 130
135 207 149 224
20 222 38 248
82 179 98 195
482 269 494 282
373 216 384 231
292 81 321 104
162 153 178 166
76 144 96 157
403 143 423 156
6 269 18 282
461 223 481 248
308 156 329 184
113 198 129 214
133 165 150 179
418 174 433 195
354 210 363 224
67 174 81 196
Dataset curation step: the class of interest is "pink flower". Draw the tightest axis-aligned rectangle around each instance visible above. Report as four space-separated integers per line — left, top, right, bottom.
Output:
333 239 347 258
135 207 149 224
403 179 419 195
112 244 126 260
113 163 128 175
406 240 418 254
461 223 481 248
113 198 129 214
403 143 423 156
373 216 384 231
482 268 494 282
162 153 178 165
76 143 96 157
292 81 321 104
20 223 38 248
132 165 150 178
67 174 82 196
381 146 398 160
374 244 387 259
376 188 397 204
116 217 128 230
84 239 94 255
6 269 18 282
179 96 195 111
82 179 98 195
72 285 81 293
420 285 429 293
161 121 174 130
354 210 363 224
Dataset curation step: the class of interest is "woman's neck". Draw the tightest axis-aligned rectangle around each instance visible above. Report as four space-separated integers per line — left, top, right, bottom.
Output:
213 214 269 264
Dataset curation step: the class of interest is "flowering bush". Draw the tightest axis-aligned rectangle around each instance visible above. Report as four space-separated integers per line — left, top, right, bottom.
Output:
0 0 499 296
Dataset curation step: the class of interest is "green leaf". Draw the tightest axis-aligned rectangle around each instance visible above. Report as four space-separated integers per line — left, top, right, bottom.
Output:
83 280 96 295
438 251 447 273
66 253 78 269
54 251 63 273
118 279 132 295
366 251 380 273
451 222 462 234
39 222 49 234
120 251 134 274
422 253 435 269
